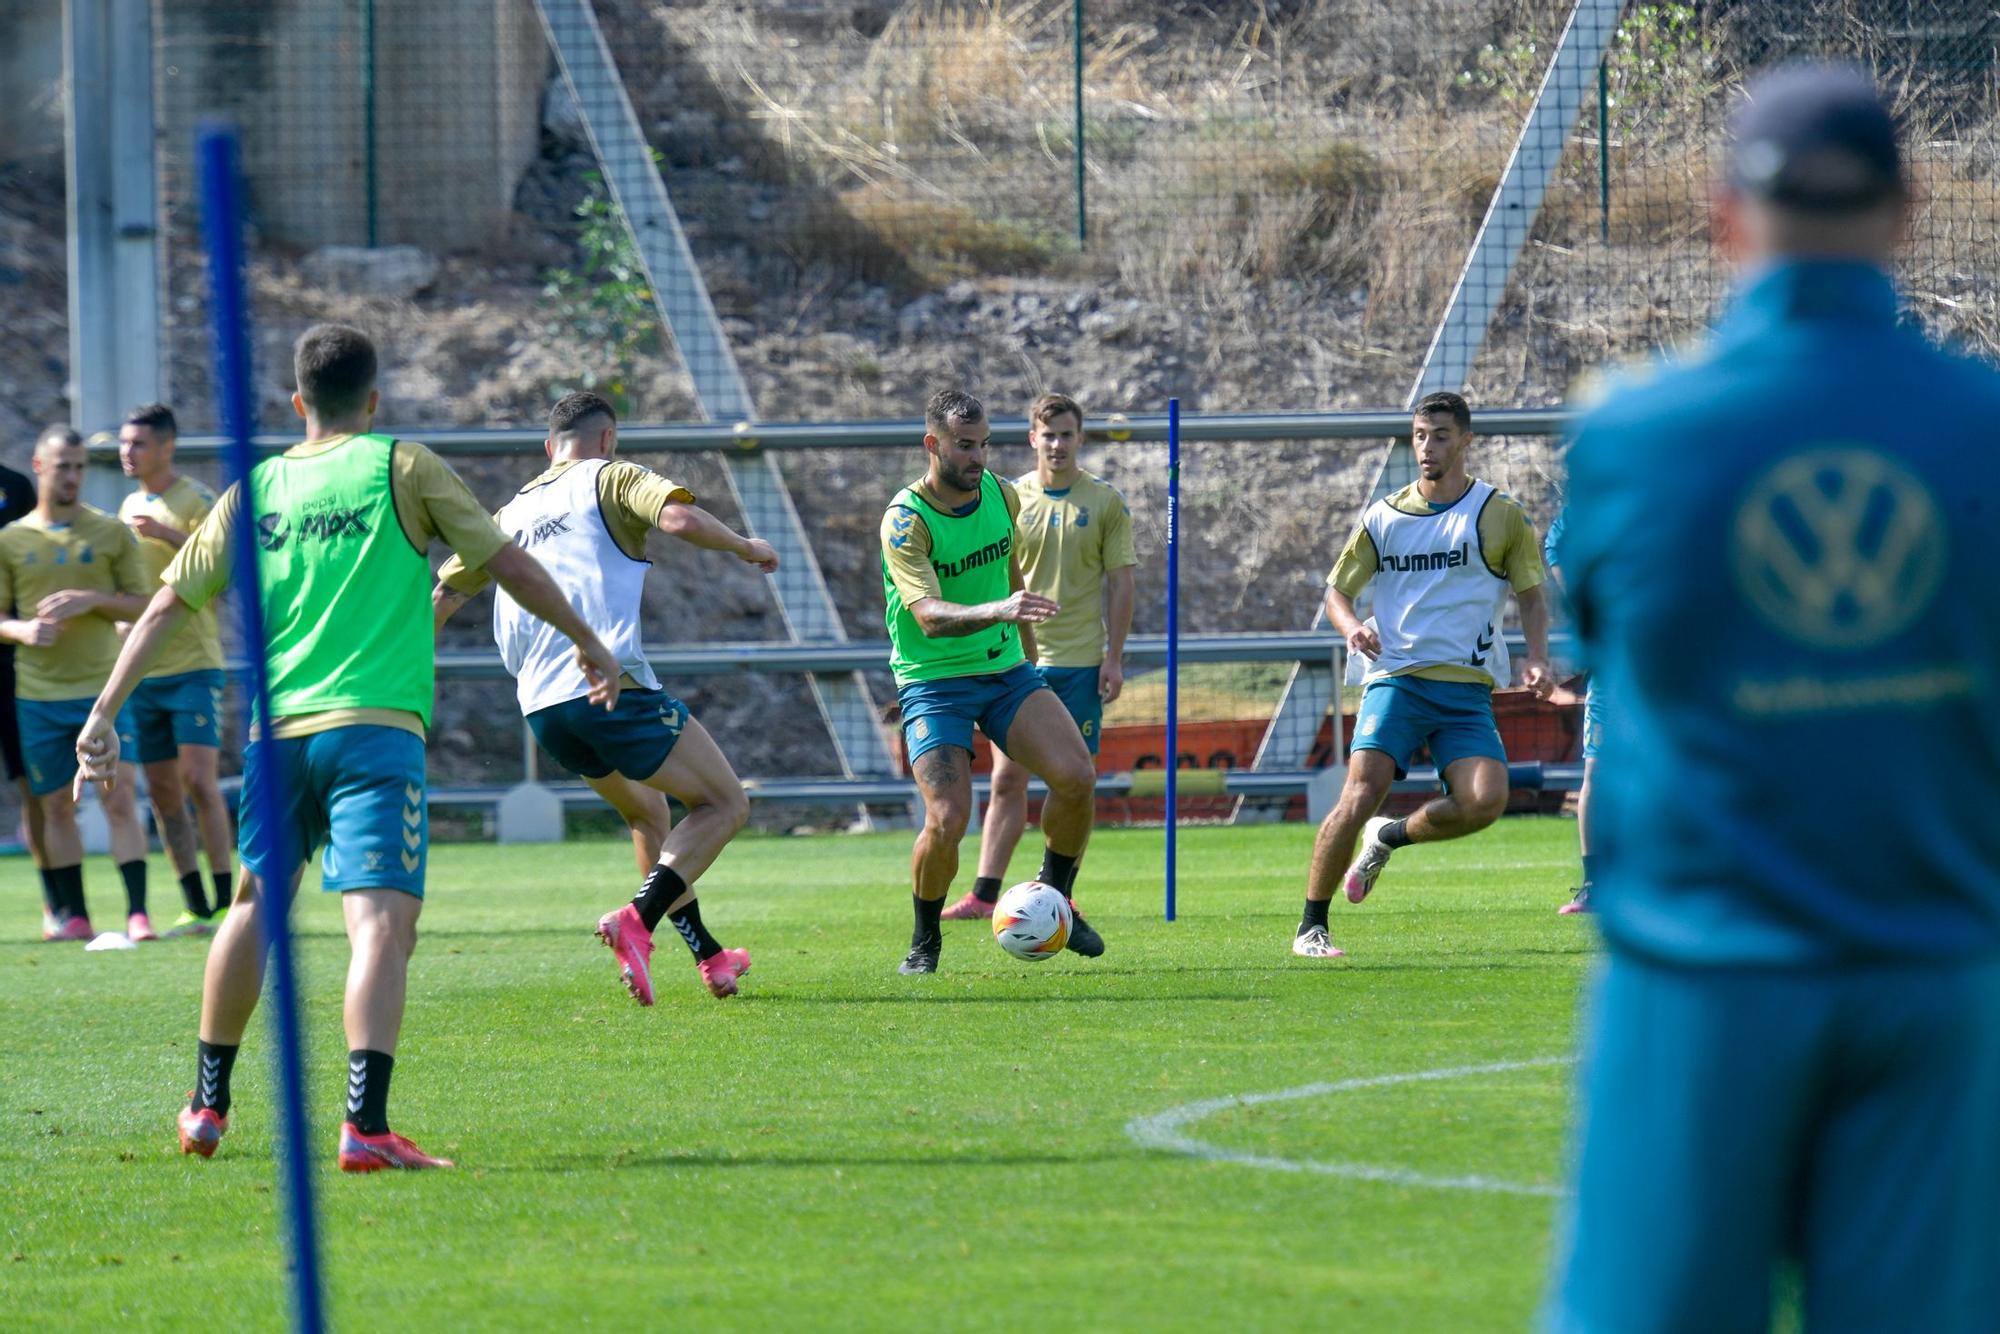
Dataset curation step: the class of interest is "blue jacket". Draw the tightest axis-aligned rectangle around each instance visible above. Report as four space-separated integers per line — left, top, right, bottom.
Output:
1559 260 2000 965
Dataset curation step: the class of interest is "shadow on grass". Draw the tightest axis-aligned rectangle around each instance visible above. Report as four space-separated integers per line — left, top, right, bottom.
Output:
495 1148 1138 1173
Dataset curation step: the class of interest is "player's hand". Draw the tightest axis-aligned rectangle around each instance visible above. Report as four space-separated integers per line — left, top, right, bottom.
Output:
1345 624 1381 659
36 589 99 621
128 515 183 544
742 538 779 573
1521 657 1555 701
1098 658 1124 703
14 617 60 647
573 634 623 711
998 591 1059 624
72 713 122 799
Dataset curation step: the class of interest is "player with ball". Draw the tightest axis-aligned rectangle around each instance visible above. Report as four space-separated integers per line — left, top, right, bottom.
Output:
879 390 1106 974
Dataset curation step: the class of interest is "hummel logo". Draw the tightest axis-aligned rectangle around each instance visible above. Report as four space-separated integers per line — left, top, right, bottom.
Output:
364 850 385 872
200 1054 222 1104
347 1060 367 1115
674 919 701 950
1471 628 1494 666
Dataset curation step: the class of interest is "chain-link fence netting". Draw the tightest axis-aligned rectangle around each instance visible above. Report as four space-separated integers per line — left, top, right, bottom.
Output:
127 1 2000 440
4 1 1996 837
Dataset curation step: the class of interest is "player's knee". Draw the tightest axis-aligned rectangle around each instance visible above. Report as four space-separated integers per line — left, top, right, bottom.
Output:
990 763 1030 799
1049 759 1094 803
1464 787 1509 828
716 782 750 835
923 796 971 842
187 774 224 809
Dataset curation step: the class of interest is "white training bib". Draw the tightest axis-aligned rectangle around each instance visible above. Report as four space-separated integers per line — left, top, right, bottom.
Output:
493 458 660 714
1356 480 1510 686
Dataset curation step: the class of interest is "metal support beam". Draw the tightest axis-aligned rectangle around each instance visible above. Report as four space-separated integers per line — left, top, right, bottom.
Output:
530 0 902 815
64 0 160 507
1240 0 1623 820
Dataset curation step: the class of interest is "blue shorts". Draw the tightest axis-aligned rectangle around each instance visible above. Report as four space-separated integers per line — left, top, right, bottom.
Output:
130 668 226 764
1350 675 1505 780
17 696 137 797
1038 664 1103 755
528 688 688 781
898 662 1045 767
1581 678 1607 761
237 725 428 897
1549 951 2000 1333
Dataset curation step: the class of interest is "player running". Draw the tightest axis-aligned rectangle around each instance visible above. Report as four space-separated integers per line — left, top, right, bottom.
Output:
882 389 1103 974
75 325 621 1171
1293 391 1553 958
942 392 1135 920
0 427 154 941
433 389 773 1005
117 403 234 936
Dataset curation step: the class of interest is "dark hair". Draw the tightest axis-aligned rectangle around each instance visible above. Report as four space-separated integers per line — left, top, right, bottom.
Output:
293 324 378 419
549 389 617 436
925 388 985 439
36 424 82 451
1413 390 1472 432
1029 392 1083 430
123 402 178 436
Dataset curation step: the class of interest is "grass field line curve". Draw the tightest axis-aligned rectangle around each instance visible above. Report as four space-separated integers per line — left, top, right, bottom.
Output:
1124 1056 1576 1198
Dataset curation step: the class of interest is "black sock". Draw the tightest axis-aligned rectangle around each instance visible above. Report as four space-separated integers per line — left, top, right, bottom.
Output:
665 897 723 962
1580 853 1597 887
118 859 147 917
211 870 233 915
345 1050 394 1136
36 867 61 917
1037 848 1080 896
179 871 213 919
1378 818 1414 849
1299 898 1330 934
49 864 86 921
194 1040 238 1117
972 875 1003 904
911 894 943 950
632 864 689 934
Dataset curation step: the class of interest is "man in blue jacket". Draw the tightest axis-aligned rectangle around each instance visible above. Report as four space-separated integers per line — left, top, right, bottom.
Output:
1548 65 2000 1332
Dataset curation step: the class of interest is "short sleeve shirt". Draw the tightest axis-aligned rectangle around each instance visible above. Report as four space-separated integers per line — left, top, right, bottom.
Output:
0 506 151 700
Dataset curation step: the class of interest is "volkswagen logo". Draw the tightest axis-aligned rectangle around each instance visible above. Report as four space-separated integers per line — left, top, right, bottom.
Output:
1732 447 1945 650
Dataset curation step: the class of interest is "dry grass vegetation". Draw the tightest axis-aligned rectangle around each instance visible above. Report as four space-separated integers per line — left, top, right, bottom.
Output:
627 0 2000 401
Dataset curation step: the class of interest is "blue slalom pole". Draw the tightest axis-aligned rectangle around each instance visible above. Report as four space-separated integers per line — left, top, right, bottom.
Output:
1164 398 1179 922
197 125 325 1334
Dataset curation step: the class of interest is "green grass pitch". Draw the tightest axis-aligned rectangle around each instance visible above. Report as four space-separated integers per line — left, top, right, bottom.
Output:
2 818 1595 1330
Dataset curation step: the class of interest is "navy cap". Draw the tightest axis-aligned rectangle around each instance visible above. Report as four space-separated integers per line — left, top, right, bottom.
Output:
1727 63 1904 212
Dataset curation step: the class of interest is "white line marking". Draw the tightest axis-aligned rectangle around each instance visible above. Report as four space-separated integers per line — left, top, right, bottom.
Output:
1124 1057 1575 1197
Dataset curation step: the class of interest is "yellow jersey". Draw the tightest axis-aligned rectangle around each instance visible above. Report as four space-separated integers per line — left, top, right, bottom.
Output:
120 475 225 678
1011 471 1136 668
0 506 150 701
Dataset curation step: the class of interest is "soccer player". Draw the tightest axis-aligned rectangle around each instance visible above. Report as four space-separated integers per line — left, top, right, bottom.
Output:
0 449 48 924
118 403 234 936
74 324 622 1171
433 389 774 1004
942 392 1135 920
880 389 1104 974
1292 390 1553 959
1542 508 1597 915
0 427 153 941
1548 66 2000 1332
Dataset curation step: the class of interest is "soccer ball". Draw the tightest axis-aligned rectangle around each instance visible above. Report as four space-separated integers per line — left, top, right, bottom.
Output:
992 881 1072 962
